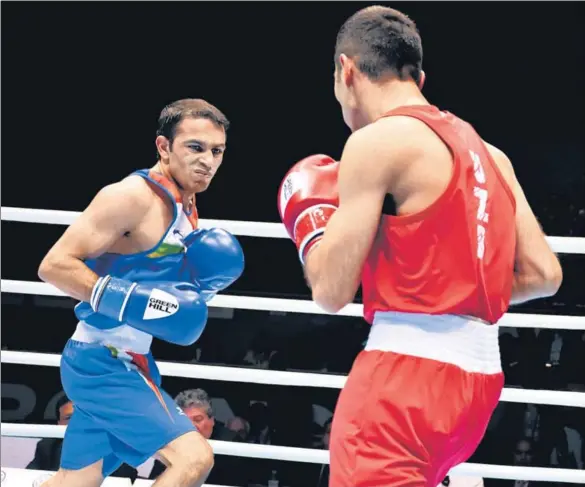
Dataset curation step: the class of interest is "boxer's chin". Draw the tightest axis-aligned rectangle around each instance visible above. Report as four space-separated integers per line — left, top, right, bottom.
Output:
193 178 212 193
187 174 212 193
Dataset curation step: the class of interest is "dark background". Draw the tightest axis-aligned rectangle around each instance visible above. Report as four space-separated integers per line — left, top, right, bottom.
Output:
2 2 584 216
2 2 585 485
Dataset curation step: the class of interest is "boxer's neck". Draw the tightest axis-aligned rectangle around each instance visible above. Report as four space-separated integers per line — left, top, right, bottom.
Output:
154 162 196 211
357 79 429 127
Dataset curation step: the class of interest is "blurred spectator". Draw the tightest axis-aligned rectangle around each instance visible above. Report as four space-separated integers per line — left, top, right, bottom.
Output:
312 417 332 450
547 407 583 470
514 439 534 469
149 388 248 485
322 417 332 450
57 398 74 426
26 396 73 471
26 395 137 480
485 439 547 487
315 418 332 487
247 402 273 445
175 388 216 439
225 416 251 442
173 387 248 441
499 329 522 386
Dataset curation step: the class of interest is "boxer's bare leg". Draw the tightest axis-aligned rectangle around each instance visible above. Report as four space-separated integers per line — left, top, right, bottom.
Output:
153 431 214 487
40 460 103 487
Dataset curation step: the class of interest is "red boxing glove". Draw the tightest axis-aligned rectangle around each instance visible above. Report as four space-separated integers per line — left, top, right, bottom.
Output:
277 154 339 263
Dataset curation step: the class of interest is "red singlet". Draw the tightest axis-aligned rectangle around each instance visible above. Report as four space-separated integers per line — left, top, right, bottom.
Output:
362 105 516 325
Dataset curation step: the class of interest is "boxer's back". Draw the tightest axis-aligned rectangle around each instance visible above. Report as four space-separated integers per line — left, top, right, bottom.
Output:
362 105 516 325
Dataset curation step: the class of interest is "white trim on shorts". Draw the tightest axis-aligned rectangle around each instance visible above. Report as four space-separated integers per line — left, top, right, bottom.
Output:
71 321 153 355
366 311 502 374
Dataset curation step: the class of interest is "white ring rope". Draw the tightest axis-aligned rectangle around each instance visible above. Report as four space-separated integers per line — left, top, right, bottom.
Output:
3 280 585 330
2 351 585 407
1 423 585 483
1 206 289 239
3 206 585 254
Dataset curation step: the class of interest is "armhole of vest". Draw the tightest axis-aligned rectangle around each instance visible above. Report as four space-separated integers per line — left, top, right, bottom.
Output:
379 113 461 225
481 146 517 213
382 194 397 216
130 171 179 257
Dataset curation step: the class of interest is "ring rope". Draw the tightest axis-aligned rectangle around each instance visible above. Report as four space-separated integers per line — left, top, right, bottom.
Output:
3 280 585 330
2 351 584 407
2 206 585 254
2 423 585 483
0 469 226 487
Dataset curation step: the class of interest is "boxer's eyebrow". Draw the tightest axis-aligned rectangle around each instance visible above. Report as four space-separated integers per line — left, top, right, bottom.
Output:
185 139 226 150
184 138 205 146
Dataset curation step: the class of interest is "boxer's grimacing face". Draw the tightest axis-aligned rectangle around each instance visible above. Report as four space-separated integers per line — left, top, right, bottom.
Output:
157 116 226 193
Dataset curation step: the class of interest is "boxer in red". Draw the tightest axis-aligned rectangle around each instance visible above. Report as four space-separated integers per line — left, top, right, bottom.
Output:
278 6 563 487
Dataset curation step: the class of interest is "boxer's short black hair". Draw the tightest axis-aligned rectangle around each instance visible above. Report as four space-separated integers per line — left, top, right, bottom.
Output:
334 6 423 84
156 98 229 160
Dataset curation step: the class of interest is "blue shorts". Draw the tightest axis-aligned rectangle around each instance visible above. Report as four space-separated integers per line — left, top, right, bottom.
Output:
59 339 195 477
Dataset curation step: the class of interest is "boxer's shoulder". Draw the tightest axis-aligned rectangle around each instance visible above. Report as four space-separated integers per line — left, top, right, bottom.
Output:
379 115 444 155
347 116 425 160
85 175 156 228
481 140 516 186
101 175 157 208
340 118 418 185
119 173 159 198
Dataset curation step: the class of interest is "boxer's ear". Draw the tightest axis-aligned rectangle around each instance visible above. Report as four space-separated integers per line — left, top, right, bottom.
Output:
418 70 426 90
156 135 172 162
339 54 355 87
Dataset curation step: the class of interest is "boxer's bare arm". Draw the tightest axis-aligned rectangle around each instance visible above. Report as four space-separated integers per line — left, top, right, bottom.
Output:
305 123 397 313
486 143 563 303
38 176 153 302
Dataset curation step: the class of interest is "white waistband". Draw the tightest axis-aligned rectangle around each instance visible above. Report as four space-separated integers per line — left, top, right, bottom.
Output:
366 312 502 374
70 321 152 355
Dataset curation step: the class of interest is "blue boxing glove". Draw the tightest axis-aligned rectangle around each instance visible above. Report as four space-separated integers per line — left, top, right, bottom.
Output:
182 228 245 302
90 276 208 346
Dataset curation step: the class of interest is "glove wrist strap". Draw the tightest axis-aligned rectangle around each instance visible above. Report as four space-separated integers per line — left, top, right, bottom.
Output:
294 204 337 265
299 236 323 265
91 275 111 311
91 275 137 322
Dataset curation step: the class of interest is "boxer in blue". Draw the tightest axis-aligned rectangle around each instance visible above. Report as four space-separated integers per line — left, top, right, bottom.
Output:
38 98 244 487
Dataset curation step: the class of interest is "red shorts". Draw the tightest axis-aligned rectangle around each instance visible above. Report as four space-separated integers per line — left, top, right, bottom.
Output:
329 314 504 487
